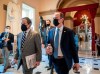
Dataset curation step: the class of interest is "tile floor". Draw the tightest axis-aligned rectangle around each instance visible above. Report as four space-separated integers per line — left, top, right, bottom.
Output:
0 48 100 74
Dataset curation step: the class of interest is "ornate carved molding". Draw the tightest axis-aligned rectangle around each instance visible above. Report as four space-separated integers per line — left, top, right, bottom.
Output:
56 0 64 9
39 9 100 18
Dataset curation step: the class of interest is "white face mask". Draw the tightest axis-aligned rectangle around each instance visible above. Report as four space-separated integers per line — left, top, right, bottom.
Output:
5 29 10 32
12 0 18 4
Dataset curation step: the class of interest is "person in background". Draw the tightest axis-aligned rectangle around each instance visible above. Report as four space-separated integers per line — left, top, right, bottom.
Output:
39 16 46 46
46 12 80 74
73 30 79 53
96 34 100 57
45 20 54 40
0 26 14 73
79 34 83 46
95 33 98 43
45 19 54 70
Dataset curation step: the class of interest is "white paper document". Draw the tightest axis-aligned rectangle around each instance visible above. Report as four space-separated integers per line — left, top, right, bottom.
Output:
25 54 36 69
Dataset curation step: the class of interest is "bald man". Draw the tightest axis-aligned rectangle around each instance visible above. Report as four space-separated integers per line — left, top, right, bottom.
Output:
46 12 80 74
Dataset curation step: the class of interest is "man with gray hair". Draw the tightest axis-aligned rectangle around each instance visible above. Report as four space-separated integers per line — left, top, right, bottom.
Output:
14 17 42 74
46 12 80 74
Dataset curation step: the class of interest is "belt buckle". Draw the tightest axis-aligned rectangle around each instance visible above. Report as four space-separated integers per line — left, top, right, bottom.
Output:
57 56 63 59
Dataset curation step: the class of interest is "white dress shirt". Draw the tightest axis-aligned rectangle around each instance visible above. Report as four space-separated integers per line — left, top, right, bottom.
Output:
54 25 63 57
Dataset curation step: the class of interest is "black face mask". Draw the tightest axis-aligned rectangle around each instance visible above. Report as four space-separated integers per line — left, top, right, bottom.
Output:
53 19 59 26
21 24 27 31
47 24 50 26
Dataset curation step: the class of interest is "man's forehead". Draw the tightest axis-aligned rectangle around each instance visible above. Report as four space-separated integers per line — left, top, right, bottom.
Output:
22 19 26 21
6 27 9 29
53 12 60 18
5 27 10 29
46 20 50 22
22 19 27 22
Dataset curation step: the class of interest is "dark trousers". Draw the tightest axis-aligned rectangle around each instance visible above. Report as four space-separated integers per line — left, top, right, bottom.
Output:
76 47 79 54
97 45 100 56
53 58 69 74
48 55 52 67
21 59 33 74
22 65 33 74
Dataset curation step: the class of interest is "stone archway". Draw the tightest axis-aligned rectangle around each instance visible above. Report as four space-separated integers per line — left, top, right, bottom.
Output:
56 0 99 29
57 0 98 9
56 0 99 19
57 2 99 54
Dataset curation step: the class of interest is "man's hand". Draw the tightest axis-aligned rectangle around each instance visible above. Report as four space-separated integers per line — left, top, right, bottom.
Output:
73 63 80 71
4 38 10 42
34 61 40 67
46 44 53 55
14 59 18 64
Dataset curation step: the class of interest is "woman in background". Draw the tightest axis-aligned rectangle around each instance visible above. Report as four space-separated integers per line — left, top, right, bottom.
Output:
96 34 100 57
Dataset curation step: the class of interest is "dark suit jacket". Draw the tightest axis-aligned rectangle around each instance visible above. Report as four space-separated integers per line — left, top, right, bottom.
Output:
45 26 54 45
0 32 14 50
47 26 79 70
14 29 42 70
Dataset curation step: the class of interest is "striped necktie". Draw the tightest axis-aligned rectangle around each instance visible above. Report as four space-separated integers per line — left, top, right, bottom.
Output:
4 32 9 46
21 31 27 48
5 32 9 38
54 28 59 58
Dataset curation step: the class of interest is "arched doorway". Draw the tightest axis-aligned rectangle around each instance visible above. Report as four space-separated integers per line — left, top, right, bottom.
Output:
57 0 99 55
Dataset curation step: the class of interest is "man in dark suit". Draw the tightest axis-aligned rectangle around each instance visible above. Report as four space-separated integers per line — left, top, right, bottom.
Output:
45 19 54 44
14 17 41 74
46 12 80 74
0 26 14 72
45 19 54 71
39 16 46 45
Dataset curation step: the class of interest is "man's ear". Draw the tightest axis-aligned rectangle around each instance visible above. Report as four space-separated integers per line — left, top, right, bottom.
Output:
27 24 31 28
61 18 64 23
62 18 64 21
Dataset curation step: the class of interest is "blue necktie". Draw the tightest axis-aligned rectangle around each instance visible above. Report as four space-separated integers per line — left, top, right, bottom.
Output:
54 28 59 58
21 31 27 49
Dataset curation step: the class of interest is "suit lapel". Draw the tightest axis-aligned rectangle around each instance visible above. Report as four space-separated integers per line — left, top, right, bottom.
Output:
8 33 10 38
23 29 32 48
61 27 66 45
53 28 56 44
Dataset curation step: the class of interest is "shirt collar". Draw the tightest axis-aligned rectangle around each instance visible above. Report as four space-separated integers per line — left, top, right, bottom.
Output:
23 28 31 34
47 26 50 28
56 25 63 32
5 32 9 34
26 28 30 33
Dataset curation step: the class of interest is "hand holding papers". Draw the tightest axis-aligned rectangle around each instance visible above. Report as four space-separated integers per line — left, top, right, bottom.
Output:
25 54 36 69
